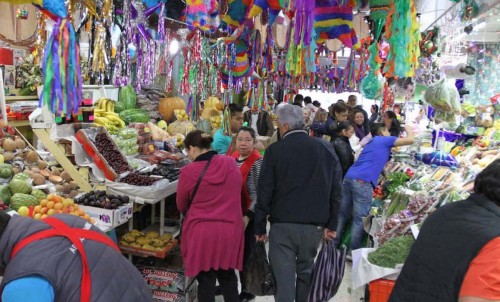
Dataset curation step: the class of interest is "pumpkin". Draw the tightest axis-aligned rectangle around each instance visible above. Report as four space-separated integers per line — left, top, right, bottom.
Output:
158 97 186 122
201 108 222 120
205 96 221 109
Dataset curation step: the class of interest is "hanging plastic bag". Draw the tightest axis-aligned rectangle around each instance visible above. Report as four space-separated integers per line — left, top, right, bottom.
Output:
242 241 276 296
309 240 348 302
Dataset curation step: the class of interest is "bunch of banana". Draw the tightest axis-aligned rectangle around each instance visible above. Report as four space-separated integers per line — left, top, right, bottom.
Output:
94 98 125 132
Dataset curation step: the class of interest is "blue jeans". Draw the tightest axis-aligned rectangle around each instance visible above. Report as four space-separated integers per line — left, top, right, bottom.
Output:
335 178 373 250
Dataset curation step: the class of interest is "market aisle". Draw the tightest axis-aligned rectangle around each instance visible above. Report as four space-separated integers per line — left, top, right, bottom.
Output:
215 261 365 302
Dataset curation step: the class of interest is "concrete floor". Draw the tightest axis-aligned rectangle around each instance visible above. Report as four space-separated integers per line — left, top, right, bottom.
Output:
216 261 366 302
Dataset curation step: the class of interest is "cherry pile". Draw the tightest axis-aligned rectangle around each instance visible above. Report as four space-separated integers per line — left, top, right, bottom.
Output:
94 132 129 174
120 172 159 186
0 200 8 212
75 191 130 209
140 165 180 182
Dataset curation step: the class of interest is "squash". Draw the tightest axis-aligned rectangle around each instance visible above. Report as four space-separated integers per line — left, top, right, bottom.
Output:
159 97 186 122
168 121 196 136
205 96 220 109
201 108 222 120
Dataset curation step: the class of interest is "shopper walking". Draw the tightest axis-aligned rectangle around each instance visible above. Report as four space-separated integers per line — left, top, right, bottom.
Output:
369 104 379 127
230 127 263 302
390 159 500 302
212 103 244 155
243 108 274 137
383 110 401 137
0 213 152 302
335 123 415 251
255 104 343 302
177 130 244 302
332 121 355 177
325 102 349 141
310 109 328 138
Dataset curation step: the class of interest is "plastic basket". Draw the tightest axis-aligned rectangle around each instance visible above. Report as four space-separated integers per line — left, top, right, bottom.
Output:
369 279 396 302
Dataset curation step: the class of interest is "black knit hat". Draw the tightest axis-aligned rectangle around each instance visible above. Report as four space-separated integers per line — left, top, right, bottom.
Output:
0 212 11 240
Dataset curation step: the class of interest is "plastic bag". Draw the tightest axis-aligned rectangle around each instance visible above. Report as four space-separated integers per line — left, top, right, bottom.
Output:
309 240 347 302
242 242 276 296
424 79 461 114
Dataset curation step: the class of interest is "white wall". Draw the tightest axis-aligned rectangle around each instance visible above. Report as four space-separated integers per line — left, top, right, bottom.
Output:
298 90 380 112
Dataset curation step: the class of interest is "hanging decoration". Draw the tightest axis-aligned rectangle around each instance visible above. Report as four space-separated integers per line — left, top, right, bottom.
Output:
248 0 282 25
314 0 360 50
16 7 29 19
383 0 421 79
221 0 253 28
185 0 219 31
419 27 439 57
361 20 384 99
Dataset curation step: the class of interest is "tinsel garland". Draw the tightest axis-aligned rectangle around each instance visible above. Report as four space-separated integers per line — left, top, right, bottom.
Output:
383 0 420 78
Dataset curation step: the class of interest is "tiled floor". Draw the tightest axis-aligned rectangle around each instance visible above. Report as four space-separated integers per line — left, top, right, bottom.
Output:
216 261 366 302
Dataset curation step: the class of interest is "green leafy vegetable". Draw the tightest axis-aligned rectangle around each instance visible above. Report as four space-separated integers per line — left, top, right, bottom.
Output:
368 235 415 268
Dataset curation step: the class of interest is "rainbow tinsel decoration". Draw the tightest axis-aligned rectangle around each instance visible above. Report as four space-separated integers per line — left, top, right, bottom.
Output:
314 0 360 49
40 18 82 116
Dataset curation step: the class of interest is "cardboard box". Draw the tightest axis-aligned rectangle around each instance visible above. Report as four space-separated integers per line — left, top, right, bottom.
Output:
139 267 186 292
119 240 177 258
80 202 133 227
151 279 197 302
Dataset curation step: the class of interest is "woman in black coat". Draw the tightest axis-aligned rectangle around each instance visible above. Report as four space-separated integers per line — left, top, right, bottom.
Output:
332 121 355 177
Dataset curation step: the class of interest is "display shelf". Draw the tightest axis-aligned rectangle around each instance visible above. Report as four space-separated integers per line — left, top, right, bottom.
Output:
32 128 93 192
5 96 39 101
8 120 30 127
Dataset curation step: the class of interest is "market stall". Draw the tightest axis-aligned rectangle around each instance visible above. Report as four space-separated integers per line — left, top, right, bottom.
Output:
0 0 498 300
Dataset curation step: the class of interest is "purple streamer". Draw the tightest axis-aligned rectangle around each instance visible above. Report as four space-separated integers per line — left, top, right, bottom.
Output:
144 2 162 17
130 3 138 19
158 3 165 41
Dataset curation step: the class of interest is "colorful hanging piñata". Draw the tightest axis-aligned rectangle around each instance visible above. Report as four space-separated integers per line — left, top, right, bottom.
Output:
383 0 421 78
221 0 253 28
185 0 219 31
248 0 282 25
314 0 360 50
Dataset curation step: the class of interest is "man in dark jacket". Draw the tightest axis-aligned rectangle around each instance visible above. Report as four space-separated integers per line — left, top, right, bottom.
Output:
243 109 275 137
390 159 500 302
0 213 152 302
255 104 343 302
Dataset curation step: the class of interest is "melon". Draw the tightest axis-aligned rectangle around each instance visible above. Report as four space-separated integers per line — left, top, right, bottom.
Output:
31 189 47 201
168 121 196 136
9 179 32 194
10 193 38 211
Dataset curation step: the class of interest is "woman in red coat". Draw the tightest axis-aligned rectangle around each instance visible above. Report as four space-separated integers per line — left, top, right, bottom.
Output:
230 127 263 301
177 130 244 302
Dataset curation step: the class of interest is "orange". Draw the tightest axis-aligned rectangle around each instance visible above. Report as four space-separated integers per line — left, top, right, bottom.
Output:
47 201 55 209
47 209 55 216
54 203 63 211
40 207 49 215
34 205 42 213
84 214 90 220
41 214 48 219
40 199 48 207
62 207 69 214
47 194 56 200
33 213 42 220
53 195 64 203
78 209 85 216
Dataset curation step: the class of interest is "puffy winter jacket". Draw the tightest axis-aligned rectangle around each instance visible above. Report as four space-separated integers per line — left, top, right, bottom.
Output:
332 135 354 177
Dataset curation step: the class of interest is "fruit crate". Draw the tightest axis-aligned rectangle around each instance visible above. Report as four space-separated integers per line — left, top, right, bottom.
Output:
369 279 396 302
80 202 133 228
119 239 178 259
75 126 131 181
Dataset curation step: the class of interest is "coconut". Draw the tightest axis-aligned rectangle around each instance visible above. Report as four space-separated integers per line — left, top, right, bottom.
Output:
3 152 14 161
37 160 47 169
31 167 40 174
60 171 72 182
26 151 39 163
32 173 46 186
49 175 63 184
3 139 16 151
50 167 61 176
15 138 26 150
40 169 51 178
